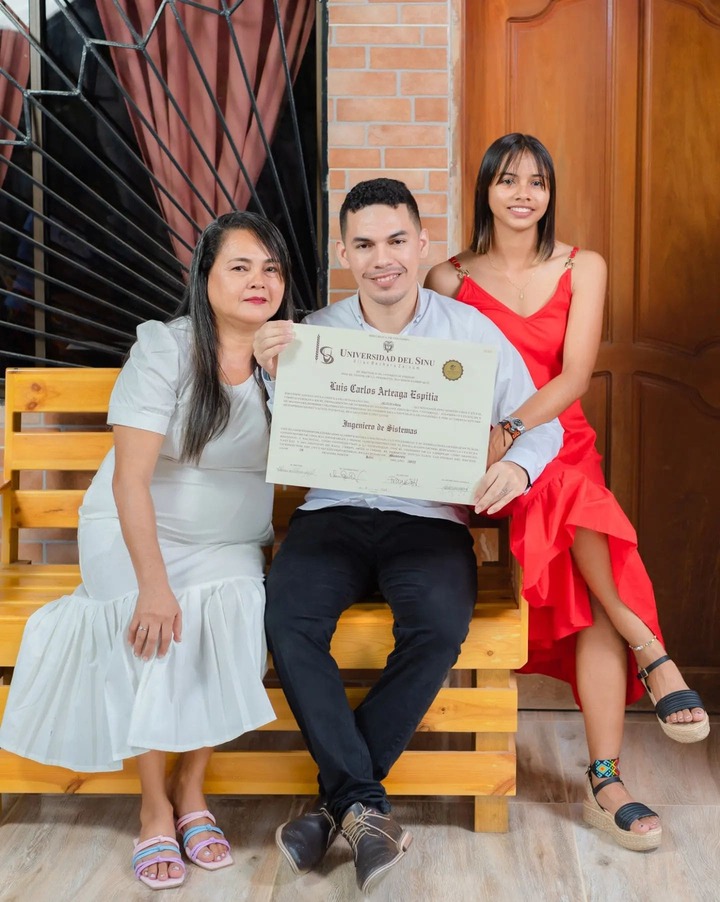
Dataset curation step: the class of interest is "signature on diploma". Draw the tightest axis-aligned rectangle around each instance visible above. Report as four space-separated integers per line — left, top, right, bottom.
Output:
329 467 366 483
276 465 317 477
387 474 419 488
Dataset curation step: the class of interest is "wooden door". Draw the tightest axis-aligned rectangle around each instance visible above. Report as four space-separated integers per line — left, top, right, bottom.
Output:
464 0 720 707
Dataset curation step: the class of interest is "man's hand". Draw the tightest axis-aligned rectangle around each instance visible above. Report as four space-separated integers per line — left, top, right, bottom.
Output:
486 424 512 468
473 461 529 515
253 320 294 378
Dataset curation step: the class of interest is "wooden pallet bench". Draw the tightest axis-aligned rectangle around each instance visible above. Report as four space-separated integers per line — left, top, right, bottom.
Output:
0 367 527 831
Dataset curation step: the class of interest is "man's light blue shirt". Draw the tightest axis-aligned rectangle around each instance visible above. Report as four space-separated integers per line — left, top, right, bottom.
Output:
265 287 563 525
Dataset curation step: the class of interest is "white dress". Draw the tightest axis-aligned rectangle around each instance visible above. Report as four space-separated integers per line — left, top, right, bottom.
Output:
0 318 276 771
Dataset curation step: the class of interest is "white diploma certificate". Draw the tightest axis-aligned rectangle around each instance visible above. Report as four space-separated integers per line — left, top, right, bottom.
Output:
266 323 498 503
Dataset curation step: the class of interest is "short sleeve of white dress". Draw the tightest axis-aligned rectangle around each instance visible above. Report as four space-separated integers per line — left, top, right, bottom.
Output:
108 320 181 435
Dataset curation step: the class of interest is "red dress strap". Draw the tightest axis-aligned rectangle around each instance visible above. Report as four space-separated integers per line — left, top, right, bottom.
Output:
564 247 580 269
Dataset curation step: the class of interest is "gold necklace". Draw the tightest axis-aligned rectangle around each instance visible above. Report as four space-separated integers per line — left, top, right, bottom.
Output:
487 253 538 301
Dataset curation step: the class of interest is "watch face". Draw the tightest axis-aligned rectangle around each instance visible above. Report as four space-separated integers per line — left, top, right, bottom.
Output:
509 418 525 432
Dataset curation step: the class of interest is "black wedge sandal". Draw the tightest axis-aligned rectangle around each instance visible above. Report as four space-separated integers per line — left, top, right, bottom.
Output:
582 759 662 852
637 654 710 743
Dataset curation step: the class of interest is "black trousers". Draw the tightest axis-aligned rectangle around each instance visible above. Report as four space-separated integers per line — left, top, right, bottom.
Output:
265 506 477 822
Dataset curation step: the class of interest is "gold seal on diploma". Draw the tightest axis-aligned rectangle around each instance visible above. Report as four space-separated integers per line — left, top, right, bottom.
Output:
442 359 463 381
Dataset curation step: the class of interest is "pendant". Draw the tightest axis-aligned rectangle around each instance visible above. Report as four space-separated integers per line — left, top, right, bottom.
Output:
519 291 524 301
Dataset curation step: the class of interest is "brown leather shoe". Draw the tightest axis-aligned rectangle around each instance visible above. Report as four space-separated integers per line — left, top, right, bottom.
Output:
340 802 413 893
275 801 339 875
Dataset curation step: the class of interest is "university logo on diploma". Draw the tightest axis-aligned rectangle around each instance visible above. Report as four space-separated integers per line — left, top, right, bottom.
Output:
266 324 498 503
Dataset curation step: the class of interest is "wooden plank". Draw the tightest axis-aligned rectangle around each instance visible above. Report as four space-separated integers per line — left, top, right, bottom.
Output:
0 601 526 668
0 684 516 733
9 432 113 471
0 748 515 796
5 368 119 414
11 490 85 529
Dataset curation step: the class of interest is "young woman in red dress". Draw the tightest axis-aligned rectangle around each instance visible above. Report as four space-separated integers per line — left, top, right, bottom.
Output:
425 133 709 851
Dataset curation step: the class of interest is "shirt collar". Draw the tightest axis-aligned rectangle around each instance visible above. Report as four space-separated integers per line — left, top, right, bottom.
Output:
348 284 431 332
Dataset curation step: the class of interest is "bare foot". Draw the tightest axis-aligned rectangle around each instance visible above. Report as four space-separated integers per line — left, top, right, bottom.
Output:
169 774 230 864
137 798 184 883
590 775 660 835
636 647 706 725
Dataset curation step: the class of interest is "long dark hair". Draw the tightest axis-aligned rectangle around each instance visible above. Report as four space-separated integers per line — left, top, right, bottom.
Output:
471 133 556 262
173 211 295 463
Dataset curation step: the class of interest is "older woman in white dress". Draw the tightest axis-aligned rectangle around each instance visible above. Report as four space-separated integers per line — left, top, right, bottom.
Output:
0 212 295 889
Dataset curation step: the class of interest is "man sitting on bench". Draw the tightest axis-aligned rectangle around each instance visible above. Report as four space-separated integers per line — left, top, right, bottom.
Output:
252 179 562 893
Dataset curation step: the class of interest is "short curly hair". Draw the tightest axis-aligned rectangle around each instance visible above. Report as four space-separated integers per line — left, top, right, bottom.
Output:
339 178 421 237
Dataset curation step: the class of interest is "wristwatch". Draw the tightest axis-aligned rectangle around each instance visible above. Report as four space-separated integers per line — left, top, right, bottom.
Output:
498 417 526 441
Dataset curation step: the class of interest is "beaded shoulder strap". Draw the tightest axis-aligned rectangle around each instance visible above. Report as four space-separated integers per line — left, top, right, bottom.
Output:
564 246 580 269
448 255 470 278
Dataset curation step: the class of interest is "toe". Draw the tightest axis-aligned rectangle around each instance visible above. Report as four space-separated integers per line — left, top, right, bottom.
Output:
631 815 660 835
168 860 184 878
692 707 706 722
142 865 158 881
157 863 168 881
199 845 214 861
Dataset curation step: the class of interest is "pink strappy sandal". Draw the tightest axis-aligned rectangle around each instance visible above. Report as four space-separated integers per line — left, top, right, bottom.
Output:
132 834 186 890
175 809 233 871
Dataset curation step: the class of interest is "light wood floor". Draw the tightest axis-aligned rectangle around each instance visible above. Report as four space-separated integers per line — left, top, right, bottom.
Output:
1 710 718 902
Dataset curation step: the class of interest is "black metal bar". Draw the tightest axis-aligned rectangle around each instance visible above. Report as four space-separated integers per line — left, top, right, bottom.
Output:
0 255 147 330
1 287 137 342
0 318 126 358
0 220 175 319
0 117 187 274
1 3 201 247
0 187 183 306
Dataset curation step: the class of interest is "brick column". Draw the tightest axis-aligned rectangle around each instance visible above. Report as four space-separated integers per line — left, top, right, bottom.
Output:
326 0 460 303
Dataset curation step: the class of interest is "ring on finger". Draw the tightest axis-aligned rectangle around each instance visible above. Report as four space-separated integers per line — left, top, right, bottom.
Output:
137 625 148 632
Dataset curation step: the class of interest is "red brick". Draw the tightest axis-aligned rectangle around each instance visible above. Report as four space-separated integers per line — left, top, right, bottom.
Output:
401 3 448 24
370 47 444 70
330 4 398 24
328 123 367 146
422 26 448 46
17 542 43 563
46 540 79 565
329 268 359 290
45 470 94 491
333 26 422 45
429 170 449 191
329 70 397 96
421 216 448 243
329 148 383 168
328 46 366 69
417 192 448 214
336 98 411 122
329 170 347 190
368 124 446 147
385 147 448 168
347 169 427 190
415 97 449 122
399 71 449 95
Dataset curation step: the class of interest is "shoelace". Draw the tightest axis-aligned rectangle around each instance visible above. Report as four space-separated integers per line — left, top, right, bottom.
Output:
342 810 396 852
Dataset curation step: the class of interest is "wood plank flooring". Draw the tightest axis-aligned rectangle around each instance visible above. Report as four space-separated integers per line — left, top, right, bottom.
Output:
1 711 718 902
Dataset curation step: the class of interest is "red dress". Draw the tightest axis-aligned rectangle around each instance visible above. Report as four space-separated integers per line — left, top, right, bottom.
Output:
451 250 662 705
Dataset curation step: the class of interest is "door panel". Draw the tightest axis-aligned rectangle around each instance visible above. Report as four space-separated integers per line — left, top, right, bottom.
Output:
465 0 720 707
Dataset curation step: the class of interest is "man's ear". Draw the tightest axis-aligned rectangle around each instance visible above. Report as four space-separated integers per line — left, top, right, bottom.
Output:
336 239 351 269
418 227 430 260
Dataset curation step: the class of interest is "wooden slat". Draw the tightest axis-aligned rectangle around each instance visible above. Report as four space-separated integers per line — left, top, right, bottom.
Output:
12 490 86 529
5 368 119 414
0 748 515 796
0 684 516 733
0 601 525 668
8 432 113 471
